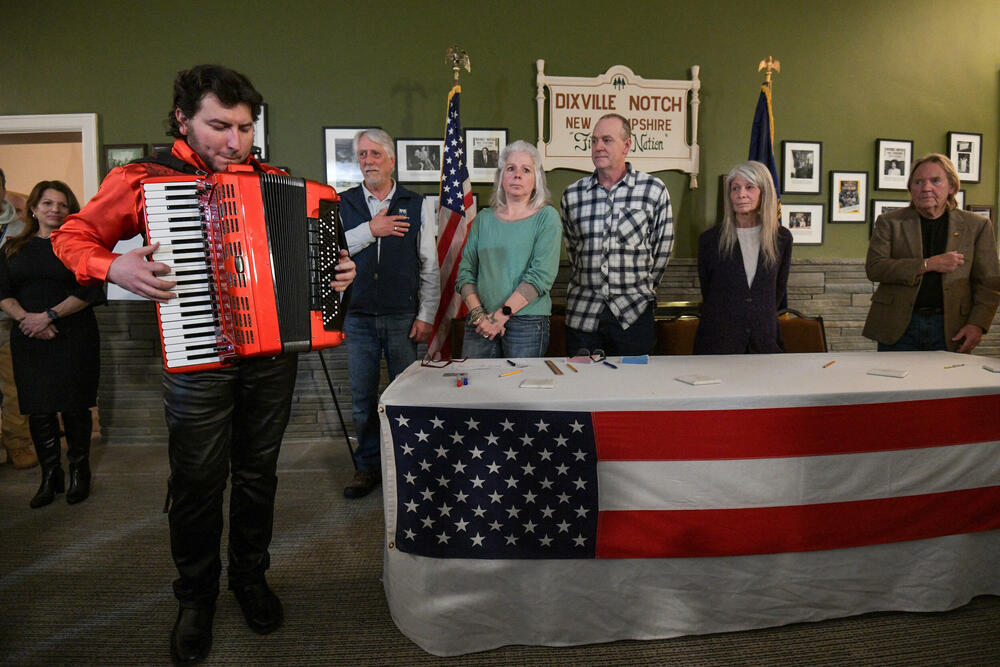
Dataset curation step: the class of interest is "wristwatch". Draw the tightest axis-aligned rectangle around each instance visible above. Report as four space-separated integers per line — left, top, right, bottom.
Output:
45 308 59 322
501 305 512 317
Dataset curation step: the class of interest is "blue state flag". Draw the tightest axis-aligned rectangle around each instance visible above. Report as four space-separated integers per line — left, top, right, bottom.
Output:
748 83 780 196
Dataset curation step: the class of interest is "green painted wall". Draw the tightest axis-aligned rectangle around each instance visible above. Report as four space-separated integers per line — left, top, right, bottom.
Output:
4 0 1000 258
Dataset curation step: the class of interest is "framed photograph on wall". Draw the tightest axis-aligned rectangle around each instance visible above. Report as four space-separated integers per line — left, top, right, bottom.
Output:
150 143 172 155
870 199 909 236
323 127 371 191
781 141 821 194
874 139 912 190
967 204 993 223
104 144 146 176
955 189 966 210
397 138 444 183
830 171 868 223
948 132 981 183
252 102 268 161
465 128 508 183
780 203 824 245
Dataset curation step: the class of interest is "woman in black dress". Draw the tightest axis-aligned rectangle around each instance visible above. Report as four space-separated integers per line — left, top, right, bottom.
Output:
0 181 103 507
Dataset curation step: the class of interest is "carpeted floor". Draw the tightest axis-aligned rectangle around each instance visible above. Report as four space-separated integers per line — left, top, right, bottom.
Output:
2 435 1000 666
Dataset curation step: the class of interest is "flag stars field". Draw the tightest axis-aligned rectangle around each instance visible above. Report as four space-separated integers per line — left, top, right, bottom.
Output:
387 405 600 558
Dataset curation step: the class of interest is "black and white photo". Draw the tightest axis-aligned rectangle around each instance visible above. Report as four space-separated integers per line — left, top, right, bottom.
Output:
103 144 146 176
948 131 982 182
874 139 912 190
465 128 508 183
323 126 372 191
396 138 444 182
781 140 821 194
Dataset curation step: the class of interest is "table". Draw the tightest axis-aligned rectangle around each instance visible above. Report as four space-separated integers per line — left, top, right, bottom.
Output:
378 351 1000 656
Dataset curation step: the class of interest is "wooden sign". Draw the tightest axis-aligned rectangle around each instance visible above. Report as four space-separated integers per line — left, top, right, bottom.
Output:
535 61 701 187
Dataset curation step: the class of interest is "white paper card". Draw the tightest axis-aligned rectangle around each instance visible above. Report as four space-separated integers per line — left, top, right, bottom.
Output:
867 368 909 378
674 375 721 386
520 378 555 389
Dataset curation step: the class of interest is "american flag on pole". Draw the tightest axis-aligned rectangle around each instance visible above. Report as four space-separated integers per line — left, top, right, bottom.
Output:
426 85 477 360
386 396 1000 560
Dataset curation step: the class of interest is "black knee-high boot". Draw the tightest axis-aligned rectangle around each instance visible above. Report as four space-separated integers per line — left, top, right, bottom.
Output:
29 414 64 508
63 409 93 505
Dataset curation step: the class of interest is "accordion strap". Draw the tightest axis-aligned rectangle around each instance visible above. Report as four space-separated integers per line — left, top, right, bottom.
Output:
130 150 206 176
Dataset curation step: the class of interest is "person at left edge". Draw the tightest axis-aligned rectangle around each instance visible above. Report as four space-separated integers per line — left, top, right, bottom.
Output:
51 64 356 665
340 129 439 499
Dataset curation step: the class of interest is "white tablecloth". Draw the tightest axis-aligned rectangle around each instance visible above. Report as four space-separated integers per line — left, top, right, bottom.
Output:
379 351 1000 656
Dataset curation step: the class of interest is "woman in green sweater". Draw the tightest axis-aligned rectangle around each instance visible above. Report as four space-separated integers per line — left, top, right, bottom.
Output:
456 140 561 358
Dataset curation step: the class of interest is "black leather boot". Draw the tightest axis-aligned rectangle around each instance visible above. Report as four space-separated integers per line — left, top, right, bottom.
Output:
63 410 93 505
28 414 64 509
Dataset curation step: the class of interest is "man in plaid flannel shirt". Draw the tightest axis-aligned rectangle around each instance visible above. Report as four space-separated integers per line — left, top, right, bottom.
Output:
560 113 673 355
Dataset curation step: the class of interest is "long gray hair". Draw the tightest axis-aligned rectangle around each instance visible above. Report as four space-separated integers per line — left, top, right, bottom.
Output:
718 161 781 269
489 140 551 210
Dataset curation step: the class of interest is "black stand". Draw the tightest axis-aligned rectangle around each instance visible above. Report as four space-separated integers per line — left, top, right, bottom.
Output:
317 349 356 471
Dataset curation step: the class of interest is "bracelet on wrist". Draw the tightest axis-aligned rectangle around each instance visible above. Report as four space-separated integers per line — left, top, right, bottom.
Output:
468 305 485 324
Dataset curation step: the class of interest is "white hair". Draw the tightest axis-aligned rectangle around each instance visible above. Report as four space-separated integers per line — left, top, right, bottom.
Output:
489 140 550 210
353 128 395 162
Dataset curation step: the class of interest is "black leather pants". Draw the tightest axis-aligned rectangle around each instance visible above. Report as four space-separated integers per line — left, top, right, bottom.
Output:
162 354 298 605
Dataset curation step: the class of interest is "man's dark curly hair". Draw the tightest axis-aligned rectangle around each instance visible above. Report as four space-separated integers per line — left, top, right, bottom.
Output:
166 64 263 138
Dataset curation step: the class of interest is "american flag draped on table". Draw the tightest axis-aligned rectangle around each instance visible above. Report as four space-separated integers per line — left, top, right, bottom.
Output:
386 395 1000 560
379 354 1000 656
426 85 477 360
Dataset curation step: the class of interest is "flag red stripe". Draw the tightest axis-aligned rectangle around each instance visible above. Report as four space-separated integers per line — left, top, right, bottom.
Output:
596 485 1000 558
437 209 463 266
592 395 1000 461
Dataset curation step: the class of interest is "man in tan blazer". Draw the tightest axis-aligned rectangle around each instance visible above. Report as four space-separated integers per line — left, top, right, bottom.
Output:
864 153 999 353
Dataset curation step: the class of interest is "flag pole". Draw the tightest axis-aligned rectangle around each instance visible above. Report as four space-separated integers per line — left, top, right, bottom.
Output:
756 56 780 150
427 47 476 360
446 46 471 84
758 56 781 86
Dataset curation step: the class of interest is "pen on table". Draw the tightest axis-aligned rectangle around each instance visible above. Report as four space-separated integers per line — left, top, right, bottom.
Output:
603 361 618 369
822 360 835 368
499 369 524 377
506 359 517 366
565 362 578 373
944 363 965 369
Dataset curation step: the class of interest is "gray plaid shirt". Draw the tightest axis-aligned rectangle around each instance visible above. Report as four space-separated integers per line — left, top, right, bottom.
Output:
560 164 673 332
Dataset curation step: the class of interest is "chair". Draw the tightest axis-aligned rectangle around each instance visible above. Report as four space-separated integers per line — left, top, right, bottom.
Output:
654 314 700 355
778 308 828 353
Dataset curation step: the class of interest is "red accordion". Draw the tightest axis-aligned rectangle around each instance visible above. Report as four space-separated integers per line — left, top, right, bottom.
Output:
140 165 349 373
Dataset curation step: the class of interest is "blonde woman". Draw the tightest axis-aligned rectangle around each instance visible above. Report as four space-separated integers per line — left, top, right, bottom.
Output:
694 161 792 354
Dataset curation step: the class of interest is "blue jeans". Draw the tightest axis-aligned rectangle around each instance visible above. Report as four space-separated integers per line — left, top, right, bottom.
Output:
877 312 947 351
461 315 550 358
345 313 418 472
565 304 655 356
